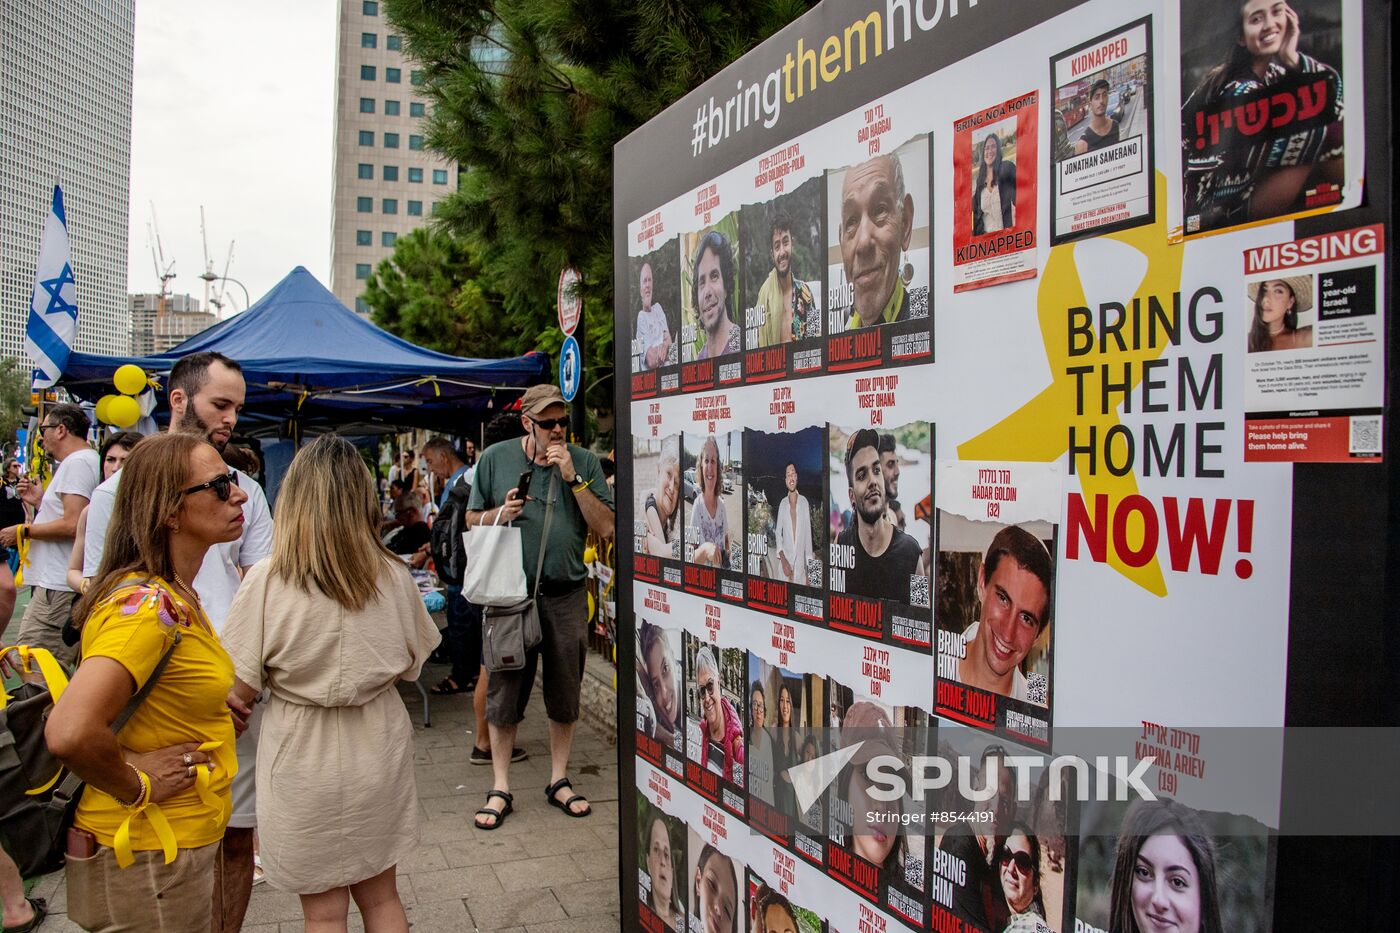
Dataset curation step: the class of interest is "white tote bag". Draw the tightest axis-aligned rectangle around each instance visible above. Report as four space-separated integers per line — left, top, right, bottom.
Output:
461 510 528 607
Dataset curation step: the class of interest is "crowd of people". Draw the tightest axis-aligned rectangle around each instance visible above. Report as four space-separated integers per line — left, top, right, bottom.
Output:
0 354 614 933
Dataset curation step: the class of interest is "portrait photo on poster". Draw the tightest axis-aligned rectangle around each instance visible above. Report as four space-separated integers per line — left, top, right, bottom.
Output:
630 238 683 375
740 176 825 349
747 657 822 846
745 426 826 592
683 631 748 793
640 796 690 933
683 219 745 365
952 91 1040 292
746 867 823 933
1072 793 1273 933
827 423 933 648
637 434 684 562
1179 0 1349 237
637 617 686 763
930 726 1075 933
824 134 933 368
1050 17 1155 244
934 460 1061 745
689 824 748 933
684 430 744 576
824 679 929 920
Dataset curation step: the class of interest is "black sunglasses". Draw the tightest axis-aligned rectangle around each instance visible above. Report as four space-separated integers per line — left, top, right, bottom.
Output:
530 417 567 431
999 849 1034 875
182 471 239 501
39 422 60 432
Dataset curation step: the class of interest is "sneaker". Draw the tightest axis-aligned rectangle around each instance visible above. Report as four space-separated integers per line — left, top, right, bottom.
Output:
470 746 529 765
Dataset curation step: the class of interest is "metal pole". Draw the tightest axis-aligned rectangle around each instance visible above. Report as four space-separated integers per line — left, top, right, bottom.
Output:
571 310 586 444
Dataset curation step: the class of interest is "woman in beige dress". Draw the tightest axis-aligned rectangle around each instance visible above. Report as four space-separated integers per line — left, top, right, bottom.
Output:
222 435 440 932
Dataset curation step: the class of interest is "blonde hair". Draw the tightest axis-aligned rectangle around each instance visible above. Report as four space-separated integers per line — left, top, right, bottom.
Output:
271 434 396 610
76 432 197 623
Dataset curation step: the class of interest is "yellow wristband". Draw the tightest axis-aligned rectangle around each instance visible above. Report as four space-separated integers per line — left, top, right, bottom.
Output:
571 479 590 494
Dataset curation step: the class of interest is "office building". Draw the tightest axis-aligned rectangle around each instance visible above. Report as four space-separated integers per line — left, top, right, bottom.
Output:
0 0 135 360
129 292 215 356
329 0 456 315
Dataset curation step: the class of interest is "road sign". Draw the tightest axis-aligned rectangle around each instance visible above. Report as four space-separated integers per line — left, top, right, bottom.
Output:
557 266 582 336
559 334 581 402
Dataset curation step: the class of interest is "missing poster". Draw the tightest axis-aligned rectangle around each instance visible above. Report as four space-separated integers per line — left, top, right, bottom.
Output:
1241 223 1385 461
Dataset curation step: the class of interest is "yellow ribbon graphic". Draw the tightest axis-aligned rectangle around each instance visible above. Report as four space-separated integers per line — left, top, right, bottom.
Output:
958 173 1184 597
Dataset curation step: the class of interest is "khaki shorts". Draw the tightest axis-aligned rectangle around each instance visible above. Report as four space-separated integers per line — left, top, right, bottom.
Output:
16 586 77 668
65 840 219 933
486 583 587 726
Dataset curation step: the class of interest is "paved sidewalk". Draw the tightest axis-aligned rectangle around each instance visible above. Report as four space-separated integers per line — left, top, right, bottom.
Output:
25 669 622 932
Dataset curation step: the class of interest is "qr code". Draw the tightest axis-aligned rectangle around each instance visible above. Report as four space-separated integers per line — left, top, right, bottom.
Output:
1350 417 1381 455
1026 672 1049 707
908 285 930 320
909 573 931 608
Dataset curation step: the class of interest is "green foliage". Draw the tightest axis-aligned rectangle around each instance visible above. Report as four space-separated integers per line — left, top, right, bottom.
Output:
363 227 520 359
0 358 32 451
381 0 819 413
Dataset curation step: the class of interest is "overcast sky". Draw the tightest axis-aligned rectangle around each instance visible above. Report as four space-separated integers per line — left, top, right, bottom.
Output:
127 0 336 314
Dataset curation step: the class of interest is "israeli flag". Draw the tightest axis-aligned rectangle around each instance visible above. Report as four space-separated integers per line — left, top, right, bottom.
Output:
24 185 78 389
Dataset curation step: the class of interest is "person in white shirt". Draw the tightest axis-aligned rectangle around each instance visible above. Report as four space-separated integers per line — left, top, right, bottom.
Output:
1 403 100 667
82 351 273 933
774 463 813 585
634 262 672 370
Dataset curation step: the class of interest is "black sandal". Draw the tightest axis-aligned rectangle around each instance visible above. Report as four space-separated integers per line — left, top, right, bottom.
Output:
2 896 47 933
430 676 470 695
475 789 514 830
545 777 592 818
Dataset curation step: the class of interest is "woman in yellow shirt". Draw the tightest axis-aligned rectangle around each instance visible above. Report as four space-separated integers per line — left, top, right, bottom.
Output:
46 432 249 932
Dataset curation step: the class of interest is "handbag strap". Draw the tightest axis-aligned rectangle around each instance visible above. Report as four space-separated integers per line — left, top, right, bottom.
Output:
531 470 559 600
47 631 182 813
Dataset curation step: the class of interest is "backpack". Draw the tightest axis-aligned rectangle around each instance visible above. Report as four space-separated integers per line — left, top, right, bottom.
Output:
430 474 472 586
0 639 177 877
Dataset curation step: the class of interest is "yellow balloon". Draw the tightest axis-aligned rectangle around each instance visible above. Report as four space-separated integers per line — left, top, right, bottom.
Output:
107 395 140 428
94 395 118 424
113 364 147 396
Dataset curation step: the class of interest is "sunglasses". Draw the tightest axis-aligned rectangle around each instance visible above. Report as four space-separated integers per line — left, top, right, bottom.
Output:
999 850 1034 875
698 679 719 698
530 417 567 431
182 471 239 501
39 422 60 432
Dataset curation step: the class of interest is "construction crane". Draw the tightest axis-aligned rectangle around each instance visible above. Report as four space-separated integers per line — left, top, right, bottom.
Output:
147 202 175 298
200 207 238 317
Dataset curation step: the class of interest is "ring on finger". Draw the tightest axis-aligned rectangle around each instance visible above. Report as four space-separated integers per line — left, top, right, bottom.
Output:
187 765 195 778
182 753 193 767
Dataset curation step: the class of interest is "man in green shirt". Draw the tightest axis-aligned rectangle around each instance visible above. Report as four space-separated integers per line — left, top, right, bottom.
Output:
465 384 615 828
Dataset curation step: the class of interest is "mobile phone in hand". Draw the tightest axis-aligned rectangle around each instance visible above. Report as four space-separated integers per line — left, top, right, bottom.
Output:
512 469 533 502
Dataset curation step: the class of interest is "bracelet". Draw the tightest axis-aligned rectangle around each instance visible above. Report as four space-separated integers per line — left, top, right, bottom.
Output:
571 478 590 494
112 763 149 810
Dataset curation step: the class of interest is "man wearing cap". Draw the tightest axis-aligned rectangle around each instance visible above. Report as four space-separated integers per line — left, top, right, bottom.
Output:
464 384 614 829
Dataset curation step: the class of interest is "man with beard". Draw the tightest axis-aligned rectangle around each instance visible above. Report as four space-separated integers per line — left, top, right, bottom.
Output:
756 214 817 346
838 153 915 329
635 261 673 370
83 351 274 933
879 433 906 532
691 231 740 360
1074 78 1120 154
836 429 920 601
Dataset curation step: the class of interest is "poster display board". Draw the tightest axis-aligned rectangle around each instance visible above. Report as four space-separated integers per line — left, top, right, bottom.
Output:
615 2 1390 931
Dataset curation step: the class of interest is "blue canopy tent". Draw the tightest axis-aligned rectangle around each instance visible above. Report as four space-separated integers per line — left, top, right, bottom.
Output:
59 267 547 438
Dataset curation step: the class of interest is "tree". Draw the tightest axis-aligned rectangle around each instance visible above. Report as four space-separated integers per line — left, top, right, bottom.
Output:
380 0 818 413
363 227 520 358
0 358 32 453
